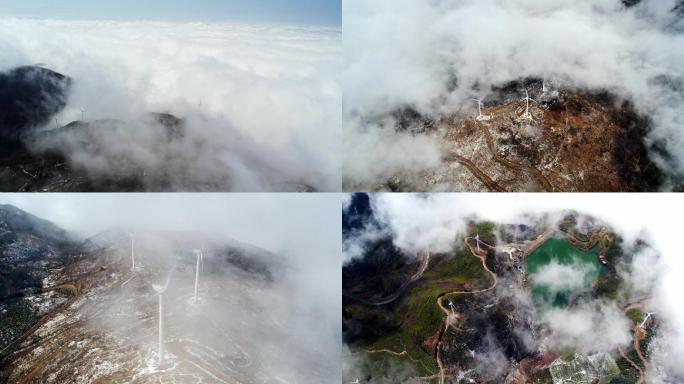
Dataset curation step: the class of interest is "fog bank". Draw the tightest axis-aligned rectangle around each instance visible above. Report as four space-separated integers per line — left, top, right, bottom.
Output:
0 18 341 191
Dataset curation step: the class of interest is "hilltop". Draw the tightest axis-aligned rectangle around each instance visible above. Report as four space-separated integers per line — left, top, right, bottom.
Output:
369 80 664 192
0 66 187 192
343 203 660 383
0 206 300 383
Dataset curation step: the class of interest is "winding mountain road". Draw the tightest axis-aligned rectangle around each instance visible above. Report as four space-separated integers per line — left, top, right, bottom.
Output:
434 236 499 384
619 301 654 384
343 251 431 306
444 111 556 192
360 226 622 384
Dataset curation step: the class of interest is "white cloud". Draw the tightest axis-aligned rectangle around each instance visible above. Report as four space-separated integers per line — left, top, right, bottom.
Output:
0 18 341 191
542 301 632 353
532 260 597 292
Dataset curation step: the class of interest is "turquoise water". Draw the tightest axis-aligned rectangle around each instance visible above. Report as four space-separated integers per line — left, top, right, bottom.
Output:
526 237 607 309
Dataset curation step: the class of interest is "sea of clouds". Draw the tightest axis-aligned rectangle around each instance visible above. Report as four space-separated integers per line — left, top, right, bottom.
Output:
0 18 341 191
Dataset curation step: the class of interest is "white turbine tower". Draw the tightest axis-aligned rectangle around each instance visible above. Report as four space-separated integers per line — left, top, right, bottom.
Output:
130 234 136 272
522 89 537 120
448 299 456 315
152 275 171 363
472 99 492 121
80 108 85 121
192 248 204 303
640 312 655 329
475 233 481 252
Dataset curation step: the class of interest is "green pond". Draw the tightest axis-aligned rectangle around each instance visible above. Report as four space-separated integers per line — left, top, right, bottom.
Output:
526 237 607 310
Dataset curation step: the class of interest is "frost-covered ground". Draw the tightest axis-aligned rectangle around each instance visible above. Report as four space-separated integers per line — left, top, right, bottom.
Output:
2 239 337 383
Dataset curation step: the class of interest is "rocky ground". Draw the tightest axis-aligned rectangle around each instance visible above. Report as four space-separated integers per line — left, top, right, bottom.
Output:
367 80 665 192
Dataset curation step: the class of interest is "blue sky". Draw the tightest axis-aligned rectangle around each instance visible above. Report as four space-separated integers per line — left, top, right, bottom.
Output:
0 0 340 26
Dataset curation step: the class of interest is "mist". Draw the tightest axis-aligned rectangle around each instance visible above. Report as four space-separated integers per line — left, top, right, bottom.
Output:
0 193 341 382
343 193 684 382
343 0 684 189
0 18 341 191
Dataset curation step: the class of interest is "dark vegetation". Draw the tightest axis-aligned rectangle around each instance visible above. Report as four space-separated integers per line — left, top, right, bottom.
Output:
621 0 643 7
0 206 82 367
343 193 420 302
0 66 70 152
343 240 492 379
218 247 275 283
343 238 415 301
389 106 436 134
608 98 664 191
0 298 38 353
0 205 79 299
0 65 186 192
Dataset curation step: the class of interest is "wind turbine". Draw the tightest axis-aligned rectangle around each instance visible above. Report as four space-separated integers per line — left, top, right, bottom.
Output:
640 312 655 329
475 233 481 252
130 234 136 271
448 299 456 315
506 249 514 260
472 99 492 121
192 248 204 303
522 89 537 120
152 274 172 363
80 108 85 121
350 380 360 384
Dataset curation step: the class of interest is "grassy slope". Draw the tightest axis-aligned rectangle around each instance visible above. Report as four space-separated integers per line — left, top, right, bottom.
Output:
352 224 496 380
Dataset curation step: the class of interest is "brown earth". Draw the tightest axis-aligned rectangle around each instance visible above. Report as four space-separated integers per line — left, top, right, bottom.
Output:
372 87 663 192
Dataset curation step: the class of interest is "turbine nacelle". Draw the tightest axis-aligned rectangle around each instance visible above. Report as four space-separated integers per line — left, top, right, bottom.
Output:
152 284 165 293
153 272 172 294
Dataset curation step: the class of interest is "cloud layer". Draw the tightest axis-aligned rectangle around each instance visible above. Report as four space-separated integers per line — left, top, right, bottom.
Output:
0 18 341 191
